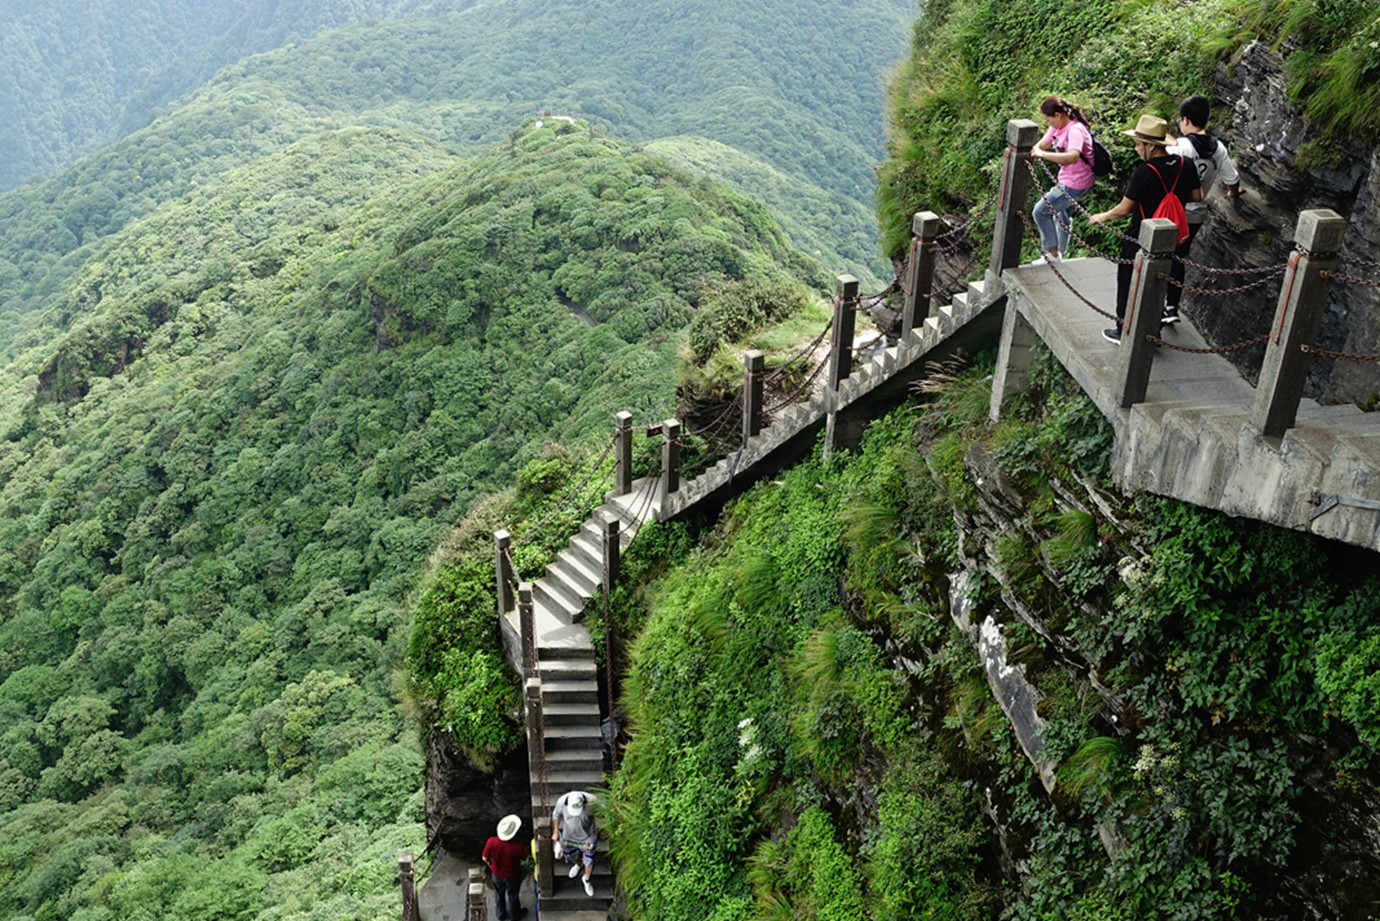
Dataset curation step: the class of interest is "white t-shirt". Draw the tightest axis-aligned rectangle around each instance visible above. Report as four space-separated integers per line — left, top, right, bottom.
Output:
1171 133 1240 217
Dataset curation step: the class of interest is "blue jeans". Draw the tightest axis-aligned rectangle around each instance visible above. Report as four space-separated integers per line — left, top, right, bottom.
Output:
1032 183 1089 255
493 874 522 921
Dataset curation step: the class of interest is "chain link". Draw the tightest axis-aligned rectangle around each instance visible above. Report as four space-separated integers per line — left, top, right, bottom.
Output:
1020 212 1119 321
1146 332 1270 354
1322 269 1380 289
1158 266 1286 297
1300 343 1380 363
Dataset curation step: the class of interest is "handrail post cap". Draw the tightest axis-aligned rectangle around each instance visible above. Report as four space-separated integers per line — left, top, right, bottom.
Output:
1295 209 1346 254
912 211 942 236
1138 218 1180 254
1006 119 1041 147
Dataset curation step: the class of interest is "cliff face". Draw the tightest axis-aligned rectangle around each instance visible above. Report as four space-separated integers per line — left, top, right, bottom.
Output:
1190 40 1380 405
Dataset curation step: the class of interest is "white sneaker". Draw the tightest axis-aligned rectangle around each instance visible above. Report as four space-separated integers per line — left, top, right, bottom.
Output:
583 878 595 898
1030 256 1048 266
568 863 582 878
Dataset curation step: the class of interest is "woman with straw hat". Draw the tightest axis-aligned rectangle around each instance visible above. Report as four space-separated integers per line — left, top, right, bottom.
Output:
1089 114 1202 344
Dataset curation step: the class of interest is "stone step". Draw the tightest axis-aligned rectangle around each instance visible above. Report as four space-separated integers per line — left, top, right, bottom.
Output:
536 748 604 776
541 701 600 720
544 724 603 752
535 766 606 792
541 876 615 912
545 564 594 609
533 578 584 622
541 679 599 705
539 659 596 683
567 533 604 574
555 549 602 594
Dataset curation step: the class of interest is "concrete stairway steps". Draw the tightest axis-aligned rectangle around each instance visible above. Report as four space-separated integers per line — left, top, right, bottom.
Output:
538 659 596 682
533 579 584 622
544 564 593 612
543 724 603 752
539 679 599 705
555 549 602 593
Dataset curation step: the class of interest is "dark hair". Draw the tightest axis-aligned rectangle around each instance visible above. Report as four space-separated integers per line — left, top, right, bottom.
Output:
1179 94 1211 129
1040 95 1088 126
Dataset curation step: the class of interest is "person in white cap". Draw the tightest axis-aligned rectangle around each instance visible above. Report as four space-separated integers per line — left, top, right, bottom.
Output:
551 790 598 898
482 814 527 921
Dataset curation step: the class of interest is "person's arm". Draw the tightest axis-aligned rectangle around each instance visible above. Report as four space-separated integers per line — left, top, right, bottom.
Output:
1033 146 1080 165
1089 197 1135 224
1214 141 1242 196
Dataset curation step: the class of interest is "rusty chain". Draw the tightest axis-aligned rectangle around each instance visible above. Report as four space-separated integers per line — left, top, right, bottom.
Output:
1020 212 1119 321
1146 332 1271 354
511 437 616 550
1158 266 1286 297
1030 158 1139 261
1323 269 1380 288
1300 343 1380 363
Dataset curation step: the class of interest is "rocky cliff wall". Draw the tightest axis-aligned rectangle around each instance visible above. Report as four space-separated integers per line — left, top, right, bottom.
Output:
1188 41 1380 406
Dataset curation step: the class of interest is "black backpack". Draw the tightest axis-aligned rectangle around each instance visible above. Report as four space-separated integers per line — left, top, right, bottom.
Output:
1086 133 1114 178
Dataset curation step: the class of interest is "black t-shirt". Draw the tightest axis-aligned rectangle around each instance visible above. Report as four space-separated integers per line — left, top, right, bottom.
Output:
1123 154 1201 237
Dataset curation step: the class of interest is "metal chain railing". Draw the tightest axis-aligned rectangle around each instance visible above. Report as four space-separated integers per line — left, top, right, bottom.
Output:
1020 212 1119 321
1323 268 1380 288
1146 332 1271 353
1159 265 1287 298
1300 343 1380 363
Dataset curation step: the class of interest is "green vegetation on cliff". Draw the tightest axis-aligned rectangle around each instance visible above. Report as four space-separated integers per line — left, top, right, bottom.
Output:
601 346 1380 918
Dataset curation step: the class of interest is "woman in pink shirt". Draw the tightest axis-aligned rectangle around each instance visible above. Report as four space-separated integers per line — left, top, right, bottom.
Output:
1030 95 1097 263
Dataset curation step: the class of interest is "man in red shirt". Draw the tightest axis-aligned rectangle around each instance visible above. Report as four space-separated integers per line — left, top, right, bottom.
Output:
481 814 528 921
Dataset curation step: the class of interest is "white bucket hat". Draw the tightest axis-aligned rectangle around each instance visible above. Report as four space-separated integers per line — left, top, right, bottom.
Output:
497 814 522 841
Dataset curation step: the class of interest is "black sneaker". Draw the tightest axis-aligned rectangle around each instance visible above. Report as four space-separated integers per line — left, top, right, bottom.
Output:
1102 327 1121 345
1162 306 1180 324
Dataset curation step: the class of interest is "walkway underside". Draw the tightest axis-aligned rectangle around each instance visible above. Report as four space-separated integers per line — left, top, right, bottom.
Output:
1005 259 1380 552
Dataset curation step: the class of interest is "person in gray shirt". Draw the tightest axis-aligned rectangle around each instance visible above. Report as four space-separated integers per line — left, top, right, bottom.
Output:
551 791 598 898
1164 94 1243 321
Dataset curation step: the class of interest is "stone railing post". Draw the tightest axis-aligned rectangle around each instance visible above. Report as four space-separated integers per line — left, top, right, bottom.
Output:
399 853 419 921
467 867 485 920
535 815 555 899
825 274 859 459
1250 209 1347 437
1115 218 1179 408
902 211 942 342
659 418 681 506
828 275 859 392
601 510 621 590
494 529 514 615
518 583 535 678
743 350 765 444
987 119 1041 293
613 411 633 496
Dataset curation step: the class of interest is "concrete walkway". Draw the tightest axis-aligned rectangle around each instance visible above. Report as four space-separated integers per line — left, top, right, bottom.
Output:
1005 258 1380 550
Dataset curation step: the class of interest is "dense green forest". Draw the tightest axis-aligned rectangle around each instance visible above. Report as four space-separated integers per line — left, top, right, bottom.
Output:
0 120 823 920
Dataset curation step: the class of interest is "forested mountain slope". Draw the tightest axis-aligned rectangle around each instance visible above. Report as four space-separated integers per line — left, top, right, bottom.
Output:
0 121 822 921
0 0 453 192
0 0 909 311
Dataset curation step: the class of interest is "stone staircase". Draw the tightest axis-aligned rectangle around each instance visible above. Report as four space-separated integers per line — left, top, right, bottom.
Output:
501 479 660 920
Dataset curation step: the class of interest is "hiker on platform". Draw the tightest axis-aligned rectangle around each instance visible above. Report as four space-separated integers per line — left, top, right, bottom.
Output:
1030 95 1097 264
552 790 598 898
1088 114 1201 344
482 814 528 921
1164 94 1243 322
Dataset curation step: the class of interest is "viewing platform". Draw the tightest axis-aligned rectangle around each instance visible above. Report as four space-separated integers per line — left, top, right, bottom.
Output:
1002 258 1380 550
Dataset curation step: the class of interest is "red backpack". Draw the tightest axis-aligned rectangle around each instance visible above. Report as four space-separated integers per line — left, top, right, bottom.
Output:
1143 161 1190 244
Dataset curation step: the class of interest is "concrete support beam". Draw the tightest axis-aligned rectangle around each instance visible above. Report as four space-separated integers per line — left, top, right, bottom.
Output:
660 418 681 505
987 119 1041 292
613 411 633 496
518 583 535 679
989 303 1040 422
494 529 514 615
743 350 765 444
902 211 942 339
1251 209 1347 437
1115 218 1179 408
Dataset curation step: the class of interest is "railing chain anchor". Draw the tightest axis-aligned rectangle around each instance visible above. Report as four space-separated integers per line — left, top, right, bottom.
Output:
1308 491 1380 522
